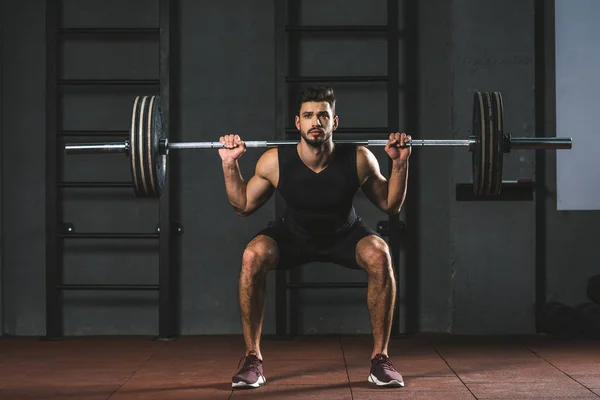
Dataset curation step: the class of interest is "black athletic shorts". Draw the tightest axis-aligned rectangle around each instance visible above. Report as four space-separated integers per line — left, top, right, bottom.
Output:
254 217 381 270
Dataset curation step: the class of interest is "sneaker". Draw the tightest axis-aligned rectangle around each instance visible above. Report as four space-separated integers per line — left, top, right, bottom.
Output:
368 353 404 387
231 353 266 388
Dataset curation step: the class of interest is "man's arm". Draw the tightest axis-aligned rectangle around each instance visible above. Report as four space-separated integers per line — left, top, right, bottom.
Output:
222 148 277 217
358 143 409 215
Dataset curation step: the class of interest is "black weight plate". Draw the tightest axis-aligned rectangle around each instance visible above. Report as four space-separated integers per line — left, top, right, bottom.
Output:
490 92 504 195
472 92 486 195
130 96 146 196
472 92 504 195
130 95 165 198
150 96 167 196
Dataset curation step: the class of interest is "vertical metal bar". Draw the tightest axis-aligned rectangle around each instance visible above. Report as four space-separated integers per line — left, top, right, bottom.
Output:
274 0 288 337
0 0 4 336
387 0 404 336
45 0 63 340
286 0 302 337
157 0 178 341
403 0 420 336
534 0 547 333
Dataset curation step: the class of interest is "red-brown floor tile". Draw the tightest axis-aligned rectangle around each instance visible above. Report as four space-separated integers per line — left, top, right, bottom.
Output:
230 383 352 399
352 389 475 400
453 359 570 383
535 359 600 375
0 380 119 400
352 376 474 399
569 373 600 389
261 358 348 385
1 335 599 399
127 360 239 381
0 359 142 399
0 359 51 389
111 389 230 400
466 381 598 398
110 370 232 400
476 397 599 399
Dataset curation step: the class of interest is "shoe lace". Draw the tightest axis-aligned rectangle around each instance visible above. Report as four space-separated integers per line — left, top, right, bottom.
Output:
237 352 266 383
374 353 396 371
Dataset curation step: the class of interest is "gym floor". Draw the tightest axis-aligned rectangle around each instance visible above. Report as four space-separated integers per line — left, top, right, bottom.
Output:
0 334 598 399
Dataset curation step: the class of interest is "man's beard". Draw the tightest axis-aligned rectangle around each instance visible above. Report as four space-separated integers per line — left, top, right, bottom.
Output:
301 129 330 148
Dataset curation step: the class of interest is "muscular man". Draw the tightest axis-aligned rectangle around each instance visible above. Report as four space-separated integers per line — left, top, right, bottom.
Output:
219 86 410 389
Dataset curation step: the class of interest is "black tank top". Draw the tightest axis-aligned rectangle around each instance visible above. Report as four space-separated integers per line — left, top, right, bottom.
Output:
277 144 359 236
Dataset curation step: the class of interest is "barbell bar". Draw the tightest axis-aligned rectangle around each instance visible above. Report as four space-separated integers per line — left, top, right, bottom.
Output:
64 92 572 198
65 137 572 153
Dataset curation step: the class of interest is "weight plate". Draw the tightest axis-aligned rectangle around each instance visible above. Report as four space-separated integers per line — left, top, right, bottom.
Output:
129 95 166 198
490 92 504 195
472 92 504 195
152 96 167 196
130 96 145 196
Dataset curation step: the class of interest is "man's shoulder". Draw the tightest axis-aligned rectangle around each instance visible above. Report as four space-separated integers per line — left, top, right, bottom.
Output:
355 145 379 178
355 145 374 164
256 148 279 177
262 147 278 156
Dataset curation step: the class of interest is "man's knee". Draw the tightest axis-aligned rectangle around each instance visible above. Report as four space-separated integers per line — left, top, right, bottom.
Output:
242 235 279 276
356 235 393 278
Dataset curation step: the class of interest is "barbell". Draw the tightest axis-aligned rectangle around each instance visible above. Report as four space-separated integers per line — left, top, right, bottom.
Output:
64 92 572 198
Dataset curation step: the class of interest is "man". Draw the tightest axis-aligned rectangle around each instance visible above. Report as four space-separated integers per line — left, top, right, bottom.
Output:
219 86 410 389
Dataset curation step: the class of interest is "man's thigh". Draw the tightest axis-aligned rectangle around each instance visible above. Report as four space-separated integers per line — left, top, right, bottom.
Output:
253 219 311 270
317 218 383 270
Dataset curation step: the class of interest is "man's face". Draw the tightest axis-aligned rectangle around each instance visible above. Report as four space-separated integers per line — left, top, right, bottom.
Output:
295 101 338 148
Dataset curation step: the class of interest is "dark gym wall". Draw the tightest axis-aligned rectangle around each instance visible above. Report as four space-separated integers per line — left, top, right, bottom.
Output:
417 0 537 333
1 0 48 335
416 0 454 332
1 0 597 336
176 0 278 334
449 0 537 333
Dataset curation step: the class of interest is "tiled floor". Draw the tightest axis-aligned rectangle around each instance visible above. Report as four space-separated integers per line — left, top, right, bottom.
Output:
0 334 599 399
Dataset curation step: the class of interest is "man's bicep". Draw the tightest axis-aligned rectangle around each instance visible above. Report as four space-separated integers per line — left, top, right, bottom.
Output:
361 174 389 212
245 174 275 211
358 147 389 212
244 150 278 213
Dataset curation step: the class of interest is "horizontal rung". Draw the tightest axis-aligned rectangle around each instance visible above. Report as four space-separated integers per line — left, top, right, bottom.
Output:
58 79 160 86
286 76 388 83
60 233 159 239
285 25 388 33
58 182 133 188
286 282 368 289
56 284 159 291
60 130 129 137
58 28 159 35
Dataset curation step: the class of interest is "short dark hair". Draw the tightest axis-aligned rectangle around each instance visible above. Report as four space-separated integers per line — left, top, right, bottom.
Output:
296 86 336 115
